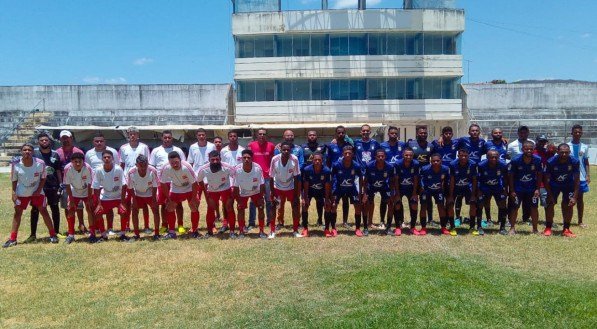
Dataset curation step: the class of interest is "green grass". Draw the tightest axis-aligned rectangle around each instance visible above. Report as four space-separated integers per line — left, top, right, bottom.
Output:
1 169 596 328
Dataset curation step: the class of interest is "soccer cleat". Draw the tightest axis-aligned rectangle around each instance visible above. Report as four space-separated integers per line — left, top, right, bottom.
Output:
301 228 309 237
441 228 450 235
384 229 394 236
268 232 276 240
454 217 462 227
498 229 508 236
49 236 59 244
3 239 17 248
190 231 200 239
163 232 177 240
65 235 75 244
56 233 67 239
238 233 245 239
119 235 130 242
410 228 420 236
543 227 552 236
342 222 351 229
363 229 369 236
316 220 323 227
477 228 485 236
24 235 36 244
132 235 141 241
562 229 576 238
143 228 153 235
419 228 427 236
159 227 168 234
332 229 338 237
78 224 88 234
108 230 116 236
449 229 458 236
355 229 364 237
244 226 254 234
218 226 229 234
203 232 213 239
229 232 238 239
293 231 303 238
324 229 332 237
177 226 187 234
152 234 161 241
394 228 402 236
377 223 386 230
88 236 98 244
531 229 540 235
470 228 479 236
275 224 284 231
509 229 516 236
259 232 268 239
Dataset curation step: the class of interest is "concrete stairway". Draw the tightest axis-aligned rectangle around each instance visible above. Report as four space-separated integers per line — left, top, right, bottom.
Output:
0 111 54 166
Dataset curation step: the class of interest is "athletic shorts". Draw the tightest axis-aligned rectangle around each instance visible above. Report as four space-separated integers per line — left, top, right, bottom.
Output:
478 190 506 203
580 181 590 194
549 186 574 205
60 191 83 209
133 196 155 208
273 188 296 202
169 191 194 204
15 195 46 210
450 188 473 205
43 187 60 206
68 196 89 210
334 193 359 205
237 193 263 209
367 189 391 201
508 191 539 211
420 190 445 205
307 191 325 201
97 199 126 215
206 189 232 204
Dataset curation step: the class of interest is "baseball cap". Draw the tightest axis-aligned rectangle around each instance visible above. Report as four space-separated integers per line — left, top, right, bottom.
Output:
59 130 72 138
536 134 548 142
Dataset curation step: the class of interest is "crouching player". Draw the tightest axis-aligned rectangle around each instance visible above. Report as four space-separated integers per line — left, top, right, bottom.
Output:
331 146 364 236
393 148 420 236
4 144 59 247
92 150 128 241
544 144 580 237
126 155 160 240
63 152 95 243
301 152 333 237
508 141 542 235
196 151 237 238
233 149 266 238
363 149 396 235
447 148 479 235
159 152 199 239
420 154 451 235
477 150 509 235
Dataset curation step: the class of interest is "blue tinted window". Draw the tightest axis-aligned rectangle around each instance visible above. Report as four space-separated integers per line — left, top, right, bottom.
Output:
406 33 423 55
277 80 292 101
387 79 406 99
311 80 330 100
293 80 311 100
330 34 349 56
254 36 274 57
424 34 443 55
237 38 254 58
350 80 366 100
276 36 293 57
367 79 386 99
238 81 255 102
293 34 310 56
349 34 367 55
387 33 406 55
255 81 275 101
368 33 386 55
311 34 329 56
331 80 350 100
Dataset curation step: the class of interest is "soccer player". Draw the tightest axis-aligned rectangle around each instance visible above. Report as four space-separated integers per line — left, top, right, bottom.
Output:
354 124 381 229
126 155 160 240
221 130 245 233
431 126 458 166
419 154 451 235
567 125 590 228
196 151 237 238
28 132 62 243
534 135 551 215
544 144 580 237
508 141 542 235
92 150 128 241
485 128 509 162
63 152 95 243
301 152 333 237
274 129 304 167
393 148 420 236
247 128 275 231
4 144 59 248
159 152 199 239
331 146 364 236
301 130 328 226
213 136 223 153
149 130 186 234
380 126 405 227
477 150 509 235
269 142 301 238
119 127 151 233
56 130 86 233
456 124 486 164
507 125 535 160
327 125 355 228
408 125 435 226
188 128 216 172
233 149 266 238
448 148 479 235
363 149 395 235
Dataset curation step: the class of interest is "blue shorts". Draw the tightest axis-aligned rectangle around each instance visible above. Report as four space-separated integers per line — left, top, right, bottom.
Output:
549 186 574 205
580 181 589 193
508 190 539 211
451 188 474 205
367 189 391 201
334 192 359 204
479 190 506 203
420 190 445 205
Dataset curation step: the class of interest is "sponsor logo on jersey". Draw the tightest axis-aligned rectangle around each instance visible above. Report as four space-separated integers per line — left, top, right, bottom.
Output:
520 174 533 182
253 178 258 182
456 178 469 186
340 179 353 187
429 182 441 190
311 183 323 190
114 177 119 181
486 179 498 185
556 174 568 182
373 181 385 188
401 178 413 185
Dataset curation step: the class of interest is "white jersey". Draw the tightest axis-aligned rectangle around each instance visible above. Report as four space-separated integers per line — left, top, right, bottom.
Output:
269 154 301 191
92 166 126 201
149 145 186 175
221 145 245 167
568 141 590 182
232 163 264 197
119 142 150 182
11 158 47 197
127 165 159 198
85 146 120 171
63 162 93 198
188 142 216 172
196 163 235 192
160 161 196 194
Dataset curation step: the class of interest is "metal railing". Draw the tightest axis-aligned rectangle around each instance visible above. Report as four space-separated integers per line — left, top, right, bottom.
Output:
0 107 42 146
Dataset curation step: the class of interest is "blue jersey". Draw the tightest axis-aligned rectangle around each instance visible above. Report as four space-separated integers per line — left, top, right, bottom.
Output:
420 164 450 192
274 144 304 167
508 155 542 193
477 160 508 193
407 140 433 166
354 139 381 166
365 161 395 192
449 159 478 190
380 141 405 164
302 164 332 197
457 137 486 164
431 139 457 166
326 141 352 168
545 156 580 188
331 159 362 195
485 140 508 162
301 143 327 168
395 159 420 189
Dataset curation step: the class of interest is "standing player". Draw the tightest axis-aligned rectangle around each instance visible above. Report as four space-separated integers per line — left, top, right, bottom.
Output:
431 126 458 166
126 155 160 240
507 126 534 160
149 130 186 234
63 152 95 243
159 152 199 239
363 149 395 235
380 126 405 228
92 150 128 241
233 150 266 238
274 130 304 167
188 128 216 172
447 149 479 235
354 124 381 229
419 154 451 235
544 144 580 237
301 152 333 237
247 128 275 231
196 151 236 238
567 125 590 228
221 130 245 233
485 128 509 162
213 136 224 153
477 150 509 235
392 148 420 236
4 144 59 247
327 126 355 228
269 142 301 238
508 141 542 235
408 125 435 226
301 130 328 226
331 146 364 236
56 130 86 233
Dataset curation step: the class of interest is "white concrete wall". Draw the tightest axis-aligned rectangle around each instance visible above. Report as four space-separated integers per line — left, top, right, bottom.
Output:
232 9 465 35
235 55 462 80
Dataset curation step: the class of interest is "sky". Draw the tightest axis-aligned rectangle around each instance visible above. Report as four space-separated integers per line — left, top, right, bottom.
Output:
0 0 595 86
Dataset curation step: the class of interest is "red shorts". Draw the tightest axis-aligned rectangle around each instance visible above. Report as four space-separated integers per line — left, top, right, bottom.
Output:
68 196 89 210
157 183 170 205
237 193 263 209
169 191 194 204
98 200 126 215
207 189 232 204
134 196 155 208
15 195 46 210
274 188 295 202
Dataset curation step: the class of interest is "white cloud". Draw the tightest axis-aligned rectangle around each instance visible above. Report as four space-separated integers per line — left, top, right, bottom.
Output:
331 0 381 9
82 76 101 84
580 33 592 39
82 76 126 84
105 77 127 83
133 57 154 66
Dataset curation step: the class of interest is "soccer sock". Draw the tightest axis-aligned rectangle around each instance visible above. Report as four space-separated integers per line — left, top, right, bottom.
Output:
342 199 349 223
455 197 462 218
228 211 236 232
476 215 482 229
10 231 17 241
355 214 362 229
30 208 39 237
270 216 276 232
498 207 507 230
206 209 215 233
302 211 309 229
50 204 60 233
563 222 570 230
67 216 76 235
293 215 299 232
440 216 447 228
97 217 106 233
324 212 331 230
331 212 337 229
385 208 393 230
120 217 127 232
316 201 323 223
48 228 56 237
107 217 113 231
143 211 149 229
427 202 433 223
134 228 140 236
409 208 417 223
167 212 176 231
449 216 455 229
191 211 200 233
380 202 387 226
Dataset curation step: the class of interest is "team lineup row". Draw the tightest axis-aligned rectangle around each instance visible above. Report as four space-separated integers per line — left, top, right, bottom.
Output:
4 123 591 247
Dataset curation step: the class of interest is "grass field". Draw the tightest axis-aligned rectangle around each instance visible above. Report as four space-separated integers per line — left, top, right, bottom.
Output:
1 169 596 328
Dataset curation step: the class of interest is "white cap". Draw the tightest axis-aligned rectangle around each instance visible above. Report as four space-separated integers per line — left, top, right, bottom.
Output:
59 130 72 138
